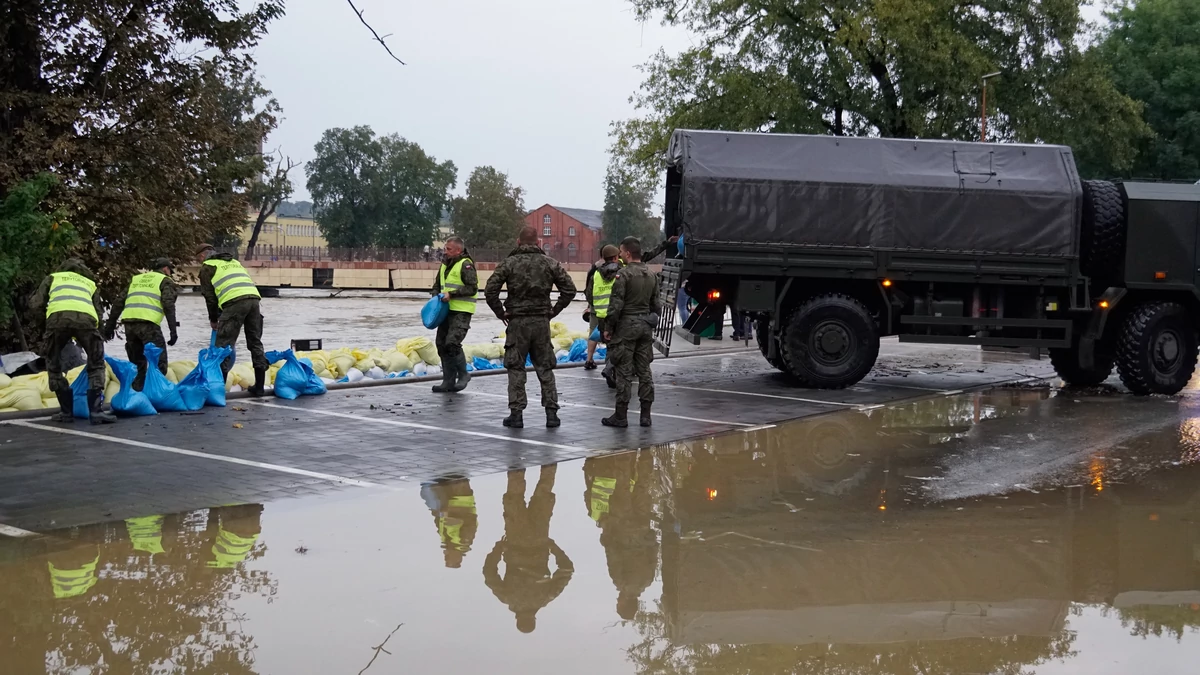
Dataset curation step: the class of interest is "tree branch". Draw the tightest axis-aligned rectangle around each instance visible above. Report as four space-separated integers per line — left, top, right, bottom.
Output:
345 0 406 65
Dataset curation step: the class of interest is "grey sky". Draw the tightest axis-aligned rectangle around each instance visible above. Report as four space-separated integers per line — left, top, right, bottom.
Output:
254 0 690 211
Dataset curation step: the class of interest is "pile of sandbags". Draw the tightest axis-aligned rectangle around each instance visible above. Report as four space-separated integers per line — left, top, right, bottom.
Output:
0 363 120 413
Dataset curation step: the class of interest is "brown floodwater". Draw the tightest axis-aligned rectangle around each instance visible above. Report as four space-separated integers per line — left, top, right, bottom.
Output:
3 388 1200 674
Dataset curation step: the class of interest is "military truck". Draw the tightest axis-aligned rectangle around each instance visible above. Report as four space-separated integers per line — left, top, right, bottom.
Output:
656 129 1200 394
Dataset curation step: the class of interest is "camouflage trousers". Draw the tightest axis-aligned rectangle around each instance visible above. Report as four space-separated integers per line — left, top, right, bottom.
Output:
216 297 268 376
123 321 167 391
503 316 559 411
436 310 472 360
609 316 655 406
43 319 106 392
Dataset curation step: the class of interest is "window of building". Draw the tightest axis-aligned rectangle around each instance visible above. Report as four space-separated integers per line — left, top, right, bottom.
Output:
568 226 575 237
568 242 577 251
543 214 551 224
542 226 552 236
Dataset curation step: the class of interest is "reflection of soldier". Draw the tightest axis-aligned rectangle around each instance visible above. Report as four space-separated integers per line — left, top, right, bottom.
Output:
126 515 167 555
484 225 577 429
47 545 101 600
584 451 658 619
484 466 574 633
205 504 264 569
421 479 478 568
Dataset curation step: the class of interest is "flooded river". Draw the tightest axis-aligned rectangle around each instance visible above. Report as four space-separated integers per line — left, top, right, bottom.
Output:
2 387 1199 673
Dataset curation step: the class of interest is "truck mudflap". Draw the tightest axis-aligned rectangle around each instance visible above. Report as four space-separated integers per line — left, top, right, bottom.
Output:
654 259 684 356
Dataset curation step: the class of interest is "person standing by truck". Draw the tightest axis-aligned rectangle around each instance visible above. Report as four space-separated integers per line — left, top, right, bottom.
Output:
197 243 268 396
602 237 661 428
104 258 178 391
430 236 477 393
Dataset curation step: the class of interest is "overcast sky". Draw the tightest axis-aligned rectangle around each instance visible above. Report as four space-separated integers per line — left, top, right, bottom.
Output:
253 0 691 211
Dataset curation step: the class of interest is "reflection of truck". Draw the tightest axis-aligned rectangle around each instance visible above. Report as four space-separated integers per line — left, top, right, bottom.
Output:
656 130 1200 394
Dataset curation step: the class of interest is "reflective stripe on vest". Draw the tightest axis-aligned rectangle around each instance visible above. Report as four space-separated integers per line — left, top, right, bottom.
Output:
439 258 476 314
439 495 476 550
118 272 167 324
126 515 166 555
592 271 615 318
204 259 260 309
48 556 100 599
207 526 259 568
590 476 617 521
46 272 98 324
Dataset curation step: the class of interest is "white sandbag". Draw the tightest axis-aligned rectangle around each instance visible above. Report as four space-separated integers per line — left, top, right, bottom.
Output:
427 365 441 376
345 367 365 383
413 362 428 377
366 366 387 380
556 349 569 360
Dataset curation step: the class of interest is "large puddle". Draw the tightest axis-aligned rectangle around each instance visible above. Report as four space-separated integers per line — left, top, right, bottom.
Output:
3 388 1200 673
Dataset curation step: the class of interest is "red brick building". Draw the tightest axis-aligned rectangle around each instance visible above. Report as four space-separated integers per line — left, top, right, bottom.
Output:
524 204 602 264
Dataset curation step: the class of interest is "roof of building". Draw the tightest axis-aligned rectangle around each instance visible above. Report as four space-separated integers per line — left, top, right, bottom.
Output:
550 206 604 231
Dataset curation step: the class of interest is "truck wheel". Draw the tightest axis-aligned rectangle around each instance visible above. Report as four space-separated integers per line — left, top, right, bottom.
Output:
1116 302 1198 395
1080 180 1126 281
781 294 879 388
1049 346 1114 387
756 318 787 372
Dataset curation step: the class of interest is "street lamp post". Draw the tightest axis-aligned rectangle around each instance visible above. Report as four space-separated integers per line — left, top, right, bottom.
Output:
981 71 1002 142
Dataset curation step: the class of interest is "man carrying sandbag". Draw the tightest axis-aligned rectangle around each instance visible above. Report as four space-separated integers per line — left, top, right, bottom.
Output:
197 243 268 396
30 257 116 424
104 257 178 391
430 236 477 393
484 225 576 429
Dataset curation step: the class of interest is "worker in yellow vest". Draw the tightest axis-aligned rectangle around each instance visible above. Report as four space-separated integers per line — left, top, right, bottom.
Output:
196 244 268 395
205 504 263 569
582 451 657 620
104 258 178 390
430 236 478 393
30 258 116 424
583 245 621 372
421 478 478 568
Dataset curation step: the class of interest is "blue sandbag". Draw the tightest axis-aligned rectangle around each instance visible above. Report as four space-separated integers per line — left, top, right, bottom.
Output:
210 329 235 365
70 368 91 419
471 356 502 371
590 328 602 342
596 346 607 361
568 338 589 362
105 356 157 417
143 343 205 412
196 346 232 407
176 366 210 411
266 349 327 400
422 295 449 329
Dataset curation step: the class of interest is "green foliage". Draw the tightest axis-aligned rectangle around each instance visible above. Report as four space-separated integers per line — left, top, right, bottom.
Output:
450 166 527 248
602 165 662 247
614 0 1148 181
0 175 78 330
1093 0 1200 180
306 126 457 248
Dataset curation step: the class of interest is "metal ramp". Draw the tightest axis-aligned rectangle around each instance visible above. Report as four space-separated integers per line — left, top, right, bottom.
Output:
653 259 683 356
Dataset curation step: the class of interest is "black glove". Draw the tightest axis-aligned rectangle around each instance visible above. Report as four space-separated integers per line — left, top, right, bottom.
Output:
168 332 178 347
583 310 591 322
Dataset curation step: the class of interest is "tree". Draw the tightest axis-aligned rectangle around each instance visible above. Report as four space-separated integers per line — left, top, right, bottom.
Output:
602 165 661 247
613 0 1148 182
451 167 527 248
306 126 456 248
1 1 283 347
1093 0 1200 180
246 152 299 258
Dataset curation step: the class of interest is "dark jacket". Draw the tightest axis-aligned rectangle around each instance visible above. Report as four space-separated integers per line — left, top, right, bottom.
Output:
430 251 479 302
607 261 661 326
105 272 178 337
643 239 673 263
583 259 621 308
31 258 104 331
484 245 577 319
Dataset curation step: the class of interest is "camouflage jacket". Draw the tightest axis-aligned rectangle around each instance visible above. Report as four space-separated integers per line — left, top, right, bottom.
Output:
607 261 661 325
484 245 576 318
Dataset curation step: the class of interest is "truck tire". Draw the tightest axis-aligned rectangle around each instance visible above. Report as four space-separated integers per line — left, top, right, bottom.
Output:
781 294 879 389
1049 346 1114 387
1115 302 1198 395
1080 180 1126 280
756 318 788 372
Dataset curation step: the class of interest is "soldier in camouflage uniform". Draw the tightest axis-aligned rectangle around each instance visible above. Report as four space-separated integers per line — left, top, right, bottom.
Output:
197 243 269 395
104 258 178 390
602 237 662 428
484 225 577 429
430 237 477 393
30 258 116 424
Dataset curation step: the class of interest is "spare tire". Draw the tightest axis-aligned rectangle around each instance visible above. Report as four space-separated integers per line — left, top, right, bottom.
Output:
1080 179 1126 281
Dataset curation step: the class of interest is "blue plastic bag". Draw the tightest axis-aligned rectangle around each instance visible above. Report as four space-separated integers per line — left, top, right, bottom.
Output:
590 327 602 342
143 343 205 412
422 296 449 329
596 346 607 361
471 356 502 371
196 346 232 407
70 368 91 419
568 338 589 362
210 330 235 366
266 349 327 400
104 356 157 417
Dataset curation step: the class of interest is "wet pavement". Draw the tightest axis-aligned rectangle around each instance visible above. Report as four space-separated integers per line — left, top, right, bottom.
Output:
3 384 1200 673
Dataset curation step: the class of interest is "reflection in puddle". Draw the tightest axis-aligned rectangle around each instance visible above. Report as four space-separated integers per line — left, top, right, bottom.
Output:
3 389 1200 673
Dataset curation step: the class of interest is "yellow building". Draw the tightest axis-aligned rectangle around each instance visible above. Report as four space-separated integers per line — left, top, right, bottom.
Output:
241 212 327 249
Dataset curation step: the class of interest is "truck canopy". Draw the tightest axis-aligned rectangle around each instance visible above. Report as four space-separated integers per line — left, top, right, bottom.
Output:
667 129 1083 257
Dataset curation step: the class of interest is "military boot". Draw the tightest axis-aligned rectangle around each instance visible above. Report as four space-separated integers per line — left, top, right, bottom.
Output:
87 390 116 425
249 367 267 397
546 408 561 428
450 352 471 392
431 352 456 393
50 389 75 423
601 403 628 428
503 410 524 429
640 403 652 427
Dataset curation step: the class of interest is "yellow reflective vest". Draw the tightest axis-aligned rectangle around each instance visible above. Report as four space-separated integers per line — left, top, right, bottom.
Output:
118 272 167 324
439 258 476 314
204 258 260 309
592 271 615 318
46 272 98 324
126 515 166 555
48 556 99 600
207 526 259 569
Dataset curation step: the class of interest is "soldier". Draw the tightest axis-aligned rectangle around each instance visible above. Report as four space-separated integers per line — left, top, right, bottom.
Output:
584 245 621 373
430 236 477 393
602 237 661 428
30 257 116 424
196 243 268 396
484 225 577 429
421 478 478 569
104 258 178 391
583 450 658 620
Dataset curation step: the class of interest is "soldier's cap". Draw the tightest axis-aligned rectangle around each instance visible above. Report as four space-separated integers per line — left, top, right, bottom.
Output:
150 257 173 271
601 244 620 260
195 242 215 257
